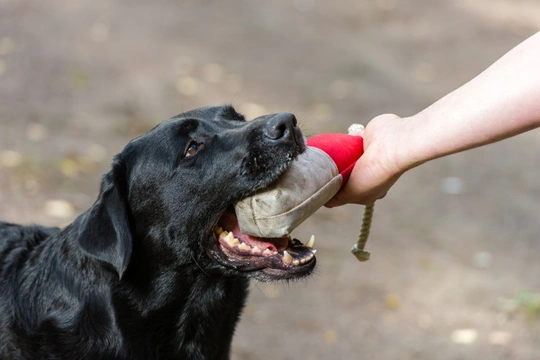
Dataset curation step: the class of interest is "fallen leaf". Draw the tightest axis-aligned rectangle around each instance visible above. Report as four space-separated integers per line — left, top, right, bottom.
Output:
451 328 478 344
89 21 109 43
26 123 48 142
385 294 401 310
260 284 282 299
323 329 338 344
176 76 200 96
239 102 267 120
59 158 81 178
489 331 512 346
0 37 15 55
0 150 23 168
44 200 75 219
85 144 108 163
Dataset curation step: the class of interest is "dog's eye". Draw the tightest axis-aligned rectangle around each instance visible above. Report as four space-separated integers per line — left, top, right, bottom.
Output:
185 141 200 157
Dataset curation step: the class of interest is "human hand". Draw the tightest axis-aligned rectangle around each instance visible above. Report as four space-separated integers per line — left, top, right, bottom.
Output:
326 113 412 207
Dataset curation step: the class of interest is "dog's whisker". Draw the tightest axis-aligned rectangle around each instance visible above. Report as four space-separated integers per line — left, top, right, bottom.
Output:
190 253 211 278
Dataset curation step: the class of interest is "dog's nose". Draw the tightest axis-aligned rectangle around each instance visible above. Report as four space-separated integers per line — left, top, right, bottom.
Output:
263 113 298 141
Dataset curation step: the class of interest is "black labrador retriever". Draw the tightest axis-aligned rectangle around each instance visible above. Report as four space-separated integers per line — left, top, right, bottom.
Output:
0 105 316 359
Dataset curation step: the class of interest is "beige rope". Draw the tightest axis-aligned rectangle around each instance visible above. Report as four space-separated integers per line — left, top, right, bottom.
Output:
346 123 373 262
351 204 374 261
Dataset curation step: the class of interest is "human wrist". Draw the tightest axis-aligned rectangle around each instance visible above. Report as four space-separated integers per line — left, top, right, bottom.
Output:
390 114 428 173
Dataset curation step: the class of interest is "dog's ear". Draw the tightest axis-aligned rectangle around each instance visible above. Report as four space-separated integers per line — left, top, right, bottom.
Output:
77 162 132 279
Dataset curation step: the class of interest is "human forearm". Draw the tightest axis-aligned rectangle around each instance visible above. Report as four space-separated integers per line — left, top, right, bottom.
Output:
327 32 540 207
398 31 540 171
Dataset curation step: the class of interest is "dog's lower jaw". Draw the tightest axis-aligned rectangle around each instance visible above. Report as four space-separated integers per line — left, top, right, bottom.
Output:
206 242 316 282
205 209 317 282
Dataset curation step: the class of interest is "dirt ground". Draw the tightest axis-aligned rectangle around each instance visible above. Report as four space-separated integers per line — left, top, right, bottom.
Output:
1 0 539 359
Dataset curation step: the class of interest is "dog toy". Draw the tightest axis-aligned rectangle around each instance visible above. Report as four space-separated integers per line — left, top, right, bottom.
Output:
234 128 374 261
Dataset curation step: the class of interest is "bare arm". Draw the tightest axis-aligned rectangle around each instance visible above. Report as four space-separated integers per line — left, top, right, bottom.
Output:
328 31 540 207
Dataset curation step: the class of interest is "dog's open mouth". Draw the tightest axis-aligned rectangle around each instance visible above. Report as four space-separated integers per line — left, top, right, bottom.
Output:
211 207 316 278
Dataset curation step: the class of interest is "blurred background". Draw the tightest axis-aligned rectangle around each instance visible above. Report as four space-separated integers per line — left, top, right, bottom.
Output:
1 0 539 358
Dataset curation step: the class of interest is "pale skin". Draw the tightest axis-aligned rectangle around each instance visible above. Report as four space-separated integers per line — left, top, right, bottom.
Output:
327 31 540 207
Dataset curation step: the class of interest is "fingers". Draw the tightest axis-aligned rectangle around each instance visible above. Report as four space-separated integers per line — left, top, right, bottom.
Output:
325 186 386 208
326 113 406 207
325 159 387 207
325 148 402 207
324 191 348 208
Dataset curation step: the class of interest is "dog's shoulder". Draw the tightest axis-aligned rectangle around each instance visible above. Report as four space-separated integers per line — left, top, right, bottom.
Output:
0 221 60 251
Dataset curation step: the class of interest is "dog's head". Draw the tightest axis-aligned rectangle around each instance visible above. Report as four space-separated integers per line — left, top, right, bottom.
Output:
77 105 316 281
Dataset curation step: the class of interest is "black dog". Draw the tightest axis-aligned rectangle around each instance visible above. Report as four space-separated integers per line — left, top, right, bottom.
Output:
0 105 316 359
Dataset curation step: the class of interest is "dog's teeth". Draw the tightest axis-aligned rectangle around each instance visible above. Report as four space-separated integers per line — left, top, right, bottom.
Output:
293 259 300 266
222 232 240 247
282 251 293 264
252 246 262 254
305 235 315 248
238 243 251 251
263 249 273 256
224 232 234 241
300 258 307 264
214 225 223 235
311 249 317 254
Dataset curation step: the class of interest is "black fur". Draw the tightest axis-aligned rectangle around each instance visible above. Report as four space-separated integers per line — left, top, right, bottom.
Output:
0 106 310 359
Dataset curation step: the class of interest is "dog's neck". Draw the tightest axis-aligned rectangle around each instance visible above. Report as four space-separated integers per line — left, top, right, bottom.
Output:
108 232 250 358
31 221 250 358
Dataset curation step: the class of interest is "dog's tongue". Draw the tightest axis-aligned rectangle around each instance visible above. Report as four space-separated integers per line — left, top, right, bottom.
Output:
218 209 289 251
